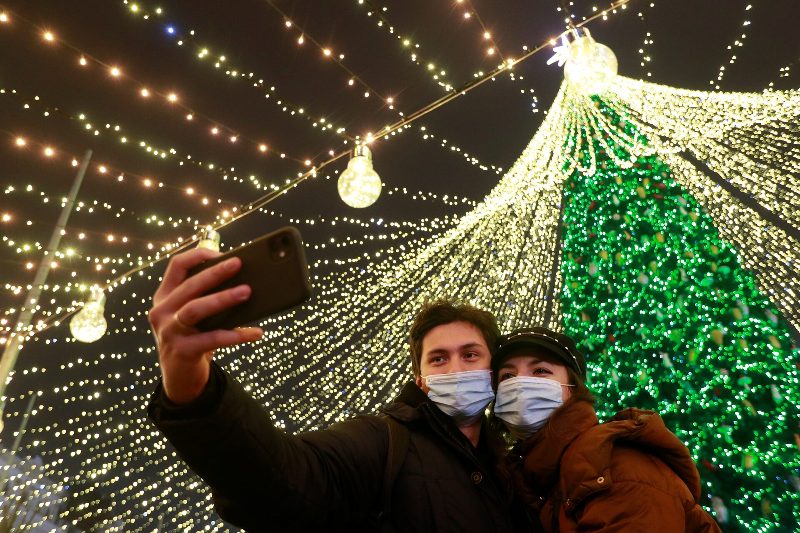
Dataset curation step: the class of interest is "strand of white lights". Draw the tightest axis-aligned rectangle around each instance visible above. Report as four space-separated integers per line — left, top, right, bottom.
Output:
659 152 800 330
708 3 753 90
353 0 455 91
121 1 356 140
410 125 504 174
555 0 578 28
635 0 656 78
560 75 800 330
1 85 298 194
454 0 506 61
117 3 510 178
19 181 473 341
0 10 311 166
1 203 462 301
354 0 540 117
3 130 234 215
767 63 795 91
608 77 800 227
264 0 398 113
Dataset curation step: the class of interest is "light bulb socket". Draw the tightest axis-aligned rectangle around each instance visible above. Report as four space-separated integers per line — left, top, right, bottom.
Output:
198 227 221 251
352 143 373 161
88 286 106 305
568 27 593 43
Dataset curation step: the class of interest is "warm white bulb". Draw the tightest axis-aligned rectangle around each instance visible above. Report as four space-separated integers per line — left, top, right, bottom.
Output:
563 35 618 95
69 288 107 343
338 145 382 208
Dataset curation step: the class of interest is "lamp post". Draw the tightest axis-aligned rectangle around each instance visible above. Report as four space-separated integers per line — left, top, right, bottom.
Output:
0 150 93 434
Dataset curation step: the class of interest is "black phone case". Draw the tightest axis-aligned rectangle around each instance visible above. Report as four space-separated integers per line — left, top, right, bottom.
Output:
187 226 312 331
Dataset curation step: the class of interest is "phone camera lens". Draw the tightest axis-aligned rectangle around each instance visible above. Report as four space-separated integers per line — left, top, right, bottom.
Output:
269 233 292 261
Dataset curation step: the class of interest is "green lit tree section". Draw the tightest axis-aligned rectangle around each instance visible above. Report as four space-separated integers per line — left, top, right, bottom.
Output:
559 99 800 531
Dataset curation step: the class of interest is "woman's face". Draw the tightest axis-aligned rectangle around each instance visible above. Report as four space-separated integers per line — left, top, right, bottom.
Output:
497 350 572 402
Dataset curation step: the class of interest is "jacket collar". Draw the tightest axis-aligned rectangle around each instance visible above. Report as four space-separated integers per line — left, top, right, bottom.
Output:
517 399 599 494
381 381 428 421
520 402 702 506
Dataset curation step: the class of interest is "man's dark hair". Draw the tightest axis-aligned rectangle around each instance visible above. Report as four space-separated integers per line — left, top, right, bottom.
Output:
409 299 500 376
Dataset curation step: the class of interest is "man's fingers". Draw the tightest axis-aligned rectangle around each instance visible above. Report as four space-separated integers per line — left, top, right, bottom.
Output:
172 284 252 328
154 248 222 303
160 256 242 312
179 327 263 355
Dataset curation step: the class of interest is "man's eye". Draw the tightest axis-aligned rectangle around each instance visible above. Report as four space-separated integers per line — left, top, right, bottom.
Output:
464 351 479 359
430 356 447 365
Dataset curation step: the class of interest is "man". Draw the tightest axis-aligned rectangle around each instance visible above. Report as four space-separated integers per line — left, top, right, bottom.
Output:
147 247 529 531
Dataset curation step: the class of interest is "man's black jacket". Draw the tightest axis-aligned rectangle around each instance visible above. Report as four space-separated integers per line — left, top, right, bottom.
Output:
148 362 529 532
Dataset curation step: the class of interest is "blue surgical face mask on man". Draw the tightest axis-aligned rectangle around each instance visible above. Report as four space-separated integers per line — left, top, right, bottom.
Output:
423 369 494 426
494 376 573 440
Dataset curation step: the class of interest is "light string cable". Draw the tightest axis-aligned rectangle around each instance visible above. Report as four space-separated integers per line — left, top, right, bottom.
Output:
23 0 635 338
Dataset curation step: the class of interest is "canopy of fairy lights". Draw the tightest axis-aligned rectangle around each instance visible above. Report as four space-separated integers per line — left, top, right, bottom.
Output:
1 0 798 531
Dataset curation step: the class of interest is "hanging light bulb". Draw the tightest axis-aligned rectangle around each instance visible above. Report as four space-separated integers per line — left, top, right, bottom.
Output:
197 227 221 251
69 286 107 343
337 143 382 208
562 28 618 96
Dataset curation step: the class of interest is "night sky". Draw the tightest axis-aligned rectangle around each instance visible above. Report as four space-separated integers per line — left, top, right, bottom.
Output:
1 0 799 529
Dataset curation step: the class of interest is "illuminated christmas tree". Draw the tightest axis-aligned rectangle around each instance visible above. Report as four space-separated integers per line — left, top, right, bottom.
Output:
554 33 800 530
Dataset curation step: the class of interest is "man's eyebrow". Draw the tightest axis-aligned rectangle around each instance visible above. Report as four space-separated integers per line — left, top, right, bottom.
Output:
459 342 483 350
424 342 484 355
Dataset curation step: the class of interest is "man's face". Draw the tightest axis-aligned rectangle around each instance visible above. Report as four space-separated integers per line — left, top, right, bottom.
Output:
415 320 491 393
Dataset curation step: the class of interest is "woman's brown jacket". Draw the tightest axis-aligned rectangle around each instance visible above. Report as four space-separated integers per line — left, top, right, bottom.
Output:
508 399 722 532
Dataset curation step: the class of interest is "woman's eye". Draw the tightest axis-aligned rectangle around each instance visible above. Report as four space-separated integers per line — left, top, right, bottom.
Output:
533 367 552 375
464 351 478 360
499 372 516 381
430 356 447 365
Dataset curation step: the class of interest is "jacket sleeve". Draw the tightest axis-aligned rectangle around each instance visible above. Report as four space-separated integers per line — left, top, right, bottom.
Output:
573 480 687 532
147 361 389 530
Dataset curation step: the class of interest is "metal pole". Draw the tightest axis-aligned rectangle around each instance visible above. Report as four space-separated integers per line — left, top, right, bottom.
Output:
10 395 36 455
0 394 37 497
0 150 93 428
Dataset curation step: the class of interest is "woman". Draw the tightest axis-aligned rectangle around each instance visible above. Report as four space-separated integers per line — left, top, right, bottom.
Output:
492 327 721 532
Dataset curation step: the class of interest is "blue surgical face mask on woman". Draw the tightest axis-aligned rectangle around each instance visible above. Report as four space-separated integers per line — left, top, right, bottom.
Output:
423 369 494 425
494 376 574 440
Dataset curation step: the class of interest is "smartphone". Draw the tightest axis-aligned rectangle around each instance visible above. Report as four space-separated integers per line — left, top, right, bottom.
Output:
186 226 312 331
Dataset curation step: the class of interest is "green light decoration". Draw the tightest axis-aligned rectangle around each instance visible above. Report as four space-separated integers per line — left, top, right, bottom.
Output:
551 33 800 530
560 95 800 530
3 32 800 532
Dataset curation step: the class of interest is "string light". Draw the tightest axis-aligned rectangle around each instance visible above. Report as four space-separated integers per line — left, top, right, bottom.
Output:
709 4 753 90
113 1 532 177
635 1 656 78
266 0 395 108
0 14 305 163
